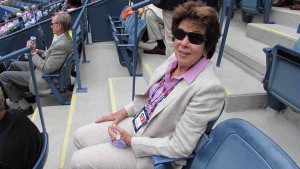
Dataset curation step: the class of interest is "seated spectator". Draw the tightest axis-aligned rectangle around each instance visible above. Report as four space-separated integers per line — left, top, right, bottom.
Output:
5 13 17 30
20 7 28 23
22 6 33 22
142 4 166 55
0 12 73 115
273 0 300 9
0 18 8 37
0 88 42 169
291 0 300 10
31 5 43 23
66 0 82 12
71 2 225 169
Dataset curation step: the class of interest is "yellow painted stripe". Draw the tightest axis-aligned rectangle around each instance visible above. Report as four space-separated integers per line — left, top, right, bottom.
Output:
59 94 77 168
225 89 232 96
144 63 153 77
250 24 298 41
108 78 117 112
30 107 39 121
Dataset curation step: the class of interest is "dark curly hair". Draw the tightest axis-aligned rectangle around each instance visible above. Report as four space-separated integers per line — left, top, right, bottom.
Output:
172 1 221 59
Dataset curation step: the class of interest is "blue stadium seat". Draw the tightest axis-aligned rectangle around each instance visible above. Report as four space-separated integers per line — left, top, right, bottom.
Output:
152 118 300 169
42 51 75 105
32 132 49 169
263 38 300 111
240 0 272 23
112 15 147 76
268 45 300 113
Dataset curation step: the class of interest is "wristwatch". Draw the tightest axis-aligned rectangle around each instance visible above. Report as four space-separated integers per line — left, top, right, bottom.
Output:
31 49 37 55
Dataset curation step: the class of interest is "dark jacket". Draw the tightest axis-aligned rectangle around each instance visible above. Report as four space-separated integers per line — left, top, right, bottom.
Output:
0 109 42 169
153 0 186 10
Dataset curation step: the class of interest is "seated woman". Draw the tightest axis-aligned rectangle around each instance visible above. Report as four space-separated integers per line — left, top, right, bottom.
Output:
71 2 225 169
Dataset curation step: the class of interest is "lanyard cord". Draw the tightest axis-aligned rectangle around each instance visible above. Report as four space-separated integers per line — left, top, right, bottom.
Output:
146 79 181 116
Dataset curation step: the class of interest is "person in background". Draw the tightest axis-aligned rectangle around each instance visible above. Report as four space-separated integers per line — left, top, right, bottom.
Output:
0 18 8 37
5 13 17 30
0 12 73 115
0 88 42 169
142 4 166 55
66 0 82 12
71 2 225 169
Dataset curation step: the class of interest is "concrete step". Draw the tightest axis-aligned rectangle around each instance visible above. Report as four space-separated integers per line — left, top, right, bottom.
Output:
269 7 300 29
230 6 300 29
247 23 300 48
220 20 267 81
31 105 70 169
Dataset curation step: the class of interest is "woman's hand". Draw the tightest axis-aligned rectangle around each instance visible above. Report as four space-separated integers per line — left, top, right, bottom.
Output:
108 124 132 147
95 108 128 125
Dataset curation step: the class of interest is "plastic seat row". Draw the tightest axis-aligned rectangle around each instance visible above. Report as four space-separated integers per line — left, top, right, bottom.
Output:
110 11 147 76
224 0 272 23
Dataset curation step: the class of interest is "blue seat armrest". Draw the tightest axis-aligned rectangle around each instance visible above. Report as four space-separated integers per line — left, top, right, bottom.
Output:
263 47 273 54
42 74 60 78
273 44 300 57
117 33 129 36
117 44 134 47
113 21 122 23
151 134 209 167
110 16 119 20
152 154 195 166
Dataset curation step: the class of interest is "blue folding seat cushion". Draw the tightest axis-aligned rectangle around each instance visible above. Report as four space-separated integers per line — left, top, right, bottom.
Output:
268 45 300 113
241 0 262 14
190 118 299 169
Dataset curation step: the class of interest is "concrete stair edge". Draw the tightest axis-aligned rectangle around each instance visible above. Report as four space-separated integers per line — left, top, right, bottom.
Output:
246 23 299 48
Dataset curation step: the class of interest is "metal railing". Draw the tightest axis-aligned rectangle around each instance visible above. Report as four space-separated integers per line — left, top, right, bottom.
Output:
71 3 89 93
0 46 47 132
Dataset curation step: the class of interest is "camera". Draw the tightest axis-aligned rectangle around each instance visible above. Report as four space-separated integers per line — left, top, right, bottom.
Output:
30 36 36 45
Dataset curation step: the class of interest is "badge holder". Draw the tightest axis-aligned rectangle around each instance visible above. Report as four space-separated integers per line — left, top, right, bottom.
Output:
132 107 149 133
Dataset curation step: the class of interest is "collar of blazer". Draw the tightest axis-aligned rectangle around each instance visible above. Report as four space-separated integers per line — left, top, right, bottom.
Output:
51 33 66 46
141 59 190 134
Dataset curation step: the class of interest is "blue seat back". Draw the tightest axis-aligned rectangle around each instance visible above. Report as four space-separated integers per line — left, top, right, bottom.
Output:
58 51 75 92
268 45 300 113
241 0 263 14
190 118 299 169
127 18 147 50
32 132 49 169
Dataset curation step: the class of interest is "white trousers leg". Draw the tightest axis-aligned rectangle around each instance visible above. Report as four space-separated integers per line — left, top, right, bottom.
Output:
71 118 141 169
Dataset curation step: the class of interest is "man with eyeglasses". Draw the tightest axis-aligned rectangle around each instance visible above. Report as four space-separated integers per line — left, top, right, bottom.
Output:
0 12 73 115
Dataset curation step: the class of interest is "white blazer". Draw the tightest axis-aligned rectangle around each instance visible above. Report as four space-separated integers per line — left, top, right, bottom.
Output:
125 56 226 169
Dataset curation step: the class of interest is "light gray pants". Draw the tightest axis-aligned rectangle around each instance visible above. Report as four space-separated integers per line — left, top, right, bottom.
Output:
144 5 164 42
0 61 31 102
162 9 175 58
71 118 154 169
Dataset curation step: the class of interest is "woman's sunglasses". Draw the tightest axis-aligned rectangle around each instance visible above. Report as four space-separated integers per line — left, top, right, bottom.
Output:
173 28 206 45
